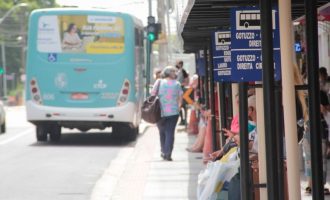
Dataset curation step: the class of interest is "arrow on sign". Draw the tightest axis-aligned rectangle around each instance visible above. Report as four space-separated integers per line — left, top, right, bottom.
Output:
183 88 194 105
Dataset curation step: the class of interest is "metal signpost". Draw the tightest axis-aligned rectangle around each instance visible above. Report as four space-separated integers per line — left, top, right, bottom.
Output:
230 7 281 82
196 50 206 77
230 7 281 200
196 50 206 105
211 30 232 146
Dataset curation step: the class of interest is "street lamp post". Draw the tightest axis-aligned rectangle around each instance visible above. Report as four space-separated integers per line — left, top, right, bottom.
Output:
0 3 28 98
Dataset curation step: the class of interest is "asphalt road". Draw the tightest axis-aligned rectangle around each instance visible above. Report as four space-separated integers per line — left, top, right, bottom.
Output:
0 106 137 200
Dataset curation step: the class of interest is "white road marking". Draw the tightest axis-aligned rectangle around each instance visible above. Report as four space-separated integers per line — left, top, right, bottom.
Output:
0 129 33 145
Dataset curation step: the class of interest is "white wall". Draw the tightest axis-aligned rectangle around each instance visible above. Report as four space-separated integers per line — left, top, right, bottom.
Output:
171 53 196 75
318 22 330 71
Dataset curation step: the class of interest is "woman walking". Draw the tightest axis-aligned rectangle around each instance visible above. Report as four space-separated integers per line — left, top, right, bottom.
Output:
151 66 183 161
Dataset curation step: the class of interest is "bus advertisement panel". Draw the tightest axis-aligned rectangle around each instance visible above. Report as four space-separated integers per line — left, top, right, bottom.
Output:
38 15 125 54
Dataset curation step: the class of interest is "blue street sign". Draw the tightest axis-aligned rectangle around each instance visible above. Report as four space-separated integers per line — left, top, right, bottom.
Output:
212 31 232 82
196 50 206 77
295 42 302 52
230 7 281 82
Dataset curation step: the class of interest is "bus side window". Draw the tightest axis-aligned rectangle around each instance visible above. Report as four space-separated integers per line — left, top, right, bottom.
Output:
135 28 140 47
139 30 144 47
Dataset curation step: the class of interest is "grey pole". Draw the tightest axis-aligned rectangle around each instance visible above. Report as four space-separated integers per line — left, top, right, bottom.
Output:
305 0 324 199
208 39 218 152
219 83 227 146
238 83 252 200
165 0 172 62
1 42 6 98
204 47 209 109
260 0 279 199
148 0 152 16
274 82 285 200
146 0 153 97
146 40 151 97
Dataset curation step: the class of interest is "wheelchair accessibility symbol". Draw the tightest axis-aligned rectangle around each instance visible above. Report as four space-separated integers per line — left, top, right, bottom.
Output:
48 53 57 62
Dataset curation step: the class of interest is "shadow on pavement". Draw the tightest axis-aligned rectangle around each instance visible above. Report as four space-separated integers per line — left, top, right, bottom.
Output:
186 133 204 200
29 132 141 147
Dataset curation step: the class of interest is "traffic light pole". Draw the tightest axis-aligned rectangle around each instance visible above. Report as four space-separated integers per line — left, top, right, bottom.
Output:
146 39 151 97
148 0 152 16
1 42 7 98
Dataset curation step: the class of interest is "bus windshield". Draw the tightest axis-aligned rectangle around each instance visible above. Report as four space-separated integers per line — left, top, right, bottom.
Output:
37 15 125 54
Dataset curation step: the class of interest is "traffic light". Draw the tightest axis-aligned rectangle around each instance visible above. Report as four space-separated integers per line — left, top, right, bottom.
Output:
147 23 161 42
146 16 161 43
147 23 156 42
0 67 4 75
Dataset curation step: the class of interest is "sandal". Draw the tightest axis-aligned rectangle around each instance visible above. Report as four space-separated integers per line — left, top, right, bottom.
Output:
186 147 202 153
304 187 330 195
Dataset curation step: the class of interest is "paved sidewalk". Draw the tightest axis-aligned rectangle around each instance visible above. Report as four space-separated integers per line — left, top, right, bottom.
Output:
106 122 330 200
143 126 204 200
109 124 204 200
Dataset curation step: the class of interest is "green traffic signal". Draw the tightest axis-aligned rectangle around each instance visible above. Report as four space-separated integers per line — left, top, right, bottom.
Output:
0 68 4 75
148 33 156 42
146 22 161 43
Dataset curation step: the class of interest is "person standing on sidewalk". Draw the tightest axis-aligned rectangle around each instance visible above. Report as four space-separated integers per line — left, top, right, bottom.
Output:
151 66 183 161
176 60 189 125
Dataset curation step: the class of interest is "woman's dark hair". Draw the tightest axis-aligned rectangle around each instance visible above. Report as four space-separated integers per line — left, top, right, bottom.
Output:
66 23 76 32
319 67 328 76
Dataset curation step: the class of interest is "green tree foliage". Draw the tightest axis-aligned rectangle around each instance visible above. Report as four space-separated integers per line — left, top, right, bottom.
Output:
0 0 58 96
0 0 57 11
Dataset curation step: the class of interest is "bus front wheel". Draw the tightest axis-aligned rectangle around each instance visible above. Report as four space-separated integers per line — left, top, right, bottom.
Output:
36 125 48 142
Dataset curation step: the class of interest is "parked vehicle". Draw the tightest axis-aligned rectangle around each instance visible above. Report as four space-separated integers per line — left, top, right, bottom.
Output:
0 101 6 133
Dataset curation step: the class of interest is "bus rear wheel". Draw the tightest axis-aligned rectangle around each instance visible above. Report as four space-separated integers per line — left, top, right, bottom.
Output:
36 125 48 142
0 121 6 133
128 126 139 141
49 124 61 142
123 125 138 141
113 123 138 141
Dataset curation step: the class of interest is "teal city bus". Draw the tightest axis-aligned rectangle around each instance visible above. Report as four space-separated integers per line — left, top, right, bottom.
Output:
25 8 145 141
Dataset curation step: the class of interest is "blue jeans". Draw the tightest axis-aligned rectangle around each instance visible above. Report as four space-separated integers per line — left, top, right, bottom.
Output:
157 115 179 157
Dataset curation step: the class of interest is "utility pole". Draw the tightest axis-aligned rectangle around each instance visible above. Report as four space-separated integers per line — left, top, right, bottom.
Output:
145 17 153 97
157 0 168 67
165 0 172 62
145 0 152 97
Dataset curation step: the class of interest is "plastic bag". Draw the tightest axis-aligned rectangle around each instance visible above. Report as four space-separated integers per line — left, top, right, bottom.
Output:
197 161 213 198
197 148 240 200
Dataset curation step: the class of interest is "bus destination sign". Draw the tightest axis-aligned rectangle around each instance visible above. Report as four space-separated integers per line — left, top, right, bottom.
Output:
212 31 232 82
230 7 281 82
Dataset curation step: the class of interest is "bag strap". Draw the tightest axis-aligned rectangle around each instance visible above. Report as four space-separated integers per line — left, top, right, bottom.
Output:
155 79 161 95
